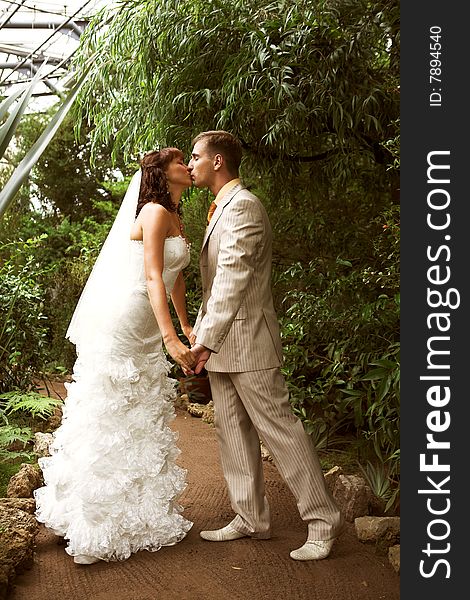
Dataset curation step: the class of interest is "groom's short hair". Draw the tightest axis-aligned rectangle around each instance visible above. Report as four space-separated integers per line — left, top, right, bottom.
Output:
192 130 242 175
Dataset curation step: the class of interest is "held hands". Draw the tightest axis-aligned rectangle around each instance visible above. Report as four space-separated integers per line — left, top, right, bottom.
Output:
190 343 211 375
165 338 196 374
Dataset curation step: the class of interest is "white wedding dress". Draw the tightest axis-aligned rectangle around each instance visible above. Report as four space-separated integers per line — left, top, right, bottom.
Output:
34 236 193 562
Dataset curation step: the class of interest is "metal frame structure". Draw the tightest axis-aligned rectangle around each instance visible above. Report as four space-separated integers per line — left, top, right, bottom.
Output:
0 1 106 98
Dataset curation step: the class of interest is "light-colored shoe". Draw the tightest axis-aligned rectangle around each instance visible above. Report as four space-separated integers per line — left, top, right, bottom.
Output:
200 524 249 542
289 539 335 561
73 554 101 565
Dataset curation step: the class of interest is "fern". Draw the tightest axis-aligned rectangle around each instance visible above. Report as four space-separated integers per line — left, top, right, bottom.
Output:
0 449 34 463
0 391 62 420
0 424 32 447
0 423 34 463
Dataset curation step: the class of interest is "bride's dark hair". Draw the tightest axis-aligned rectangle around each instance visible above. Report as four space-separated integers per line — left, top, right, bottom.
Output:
136 148 184 218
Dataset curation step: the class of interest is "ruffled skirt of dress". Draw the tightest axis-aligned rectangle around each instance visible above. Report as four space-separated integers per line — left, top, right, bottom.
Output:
34 348 193 562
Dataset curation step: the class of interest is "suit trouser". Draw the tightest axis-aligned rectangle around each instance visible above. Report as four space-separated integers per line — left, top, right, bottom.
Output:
207 368 344 541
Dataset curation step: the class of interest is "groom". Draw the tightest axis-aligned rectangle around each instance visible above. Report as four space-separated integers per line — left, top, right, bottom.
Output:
187 130 343 560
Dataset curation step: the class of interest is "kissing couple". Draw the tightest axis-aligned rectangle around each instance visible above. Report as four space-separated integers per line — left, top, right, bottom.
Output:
34 130 344 565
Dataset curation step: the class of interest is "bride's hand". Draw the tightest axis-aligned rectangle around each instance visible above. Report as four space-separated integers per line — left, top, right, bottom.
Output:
181 324 196 346
165 338 196 374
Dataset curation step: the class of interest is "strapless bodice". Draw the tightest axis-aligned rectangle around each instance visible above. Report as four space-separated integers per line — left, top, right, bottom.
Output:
129 236 190 296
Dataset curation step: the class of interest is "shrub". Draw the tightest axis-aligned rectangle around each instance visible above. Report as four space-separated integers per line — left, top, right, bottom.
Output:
277 202 400 500
0 236 51 393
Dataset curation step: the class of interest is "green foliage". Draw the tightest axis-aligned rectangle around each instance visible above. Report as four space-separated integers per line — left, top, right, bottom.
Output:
341 343 400 460
358 457 400 513
0 201 123 379
0 390 63 421
175 187 208 321
278 201 400 500
299 414 349 452
0 423 34 464
74 0 399 196
13 112 134 220
0 236 51 392
1 113 132 374
0 390 61 467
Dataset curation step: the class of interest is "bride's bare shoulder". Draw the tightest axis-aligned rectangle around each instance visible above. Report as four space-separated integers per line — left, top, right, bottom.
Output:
139 202 169 223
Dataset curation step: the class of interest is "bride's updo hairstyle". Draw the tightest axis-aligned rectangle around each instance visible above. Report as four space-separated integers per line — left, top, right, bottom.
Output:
136 147 184 218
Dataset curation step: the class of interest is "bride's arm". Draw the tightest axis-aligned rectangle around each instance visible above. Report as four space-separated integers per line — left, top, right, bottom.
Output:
142 204 195 373
170 272 195 345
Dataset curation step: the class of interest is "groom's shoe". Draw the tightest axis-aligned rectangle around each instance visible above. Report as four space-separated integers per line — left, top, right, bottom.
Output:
200 524 249 542
289 539 335 561
200 523 270 541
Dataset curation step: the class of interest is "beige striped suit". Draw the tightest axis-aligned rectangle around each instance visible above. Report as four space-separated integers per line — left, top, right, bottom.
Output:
193 183 343 541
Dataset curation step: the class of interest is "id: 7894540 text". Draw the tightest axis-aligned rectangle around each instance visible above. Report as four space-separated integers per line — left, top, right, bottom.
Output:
429 25 442 108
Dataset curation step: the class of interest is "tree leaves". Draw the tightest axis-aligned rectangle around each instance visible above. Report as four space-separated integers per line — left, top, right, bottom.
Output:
72 0 399 193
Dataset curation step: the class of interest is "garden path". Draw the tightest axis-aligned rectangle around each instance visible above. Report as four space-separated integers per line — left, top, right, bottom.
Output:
9 383 399 600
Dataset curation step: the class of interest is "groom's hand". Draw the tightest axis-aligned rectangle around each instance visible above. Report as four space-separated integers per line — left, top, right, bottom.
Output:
191 344 211 374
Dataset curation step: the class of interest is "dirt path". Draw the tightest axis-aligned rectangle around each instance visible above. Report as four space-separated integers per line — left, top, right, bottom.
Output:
9 398 399 600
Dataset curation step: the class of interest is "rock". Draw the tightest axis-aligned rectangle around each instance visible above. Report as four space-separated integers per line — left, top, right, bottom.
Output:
0 503 39 599
260 440 273 462
33 432 54 458
388 544 400 573
355 515 401 542
324 465 344 492
175 393 190 410
45 413 62 432
202 401 214 425
185 399 214 424
187 402 206 417
331 474 373 522
6 463 44 498
0 498 36 514
355 516 401 554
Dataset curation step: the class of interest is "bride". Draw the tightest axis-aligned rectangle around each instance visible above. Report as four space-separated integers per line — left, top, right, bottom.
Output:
34 148 196 564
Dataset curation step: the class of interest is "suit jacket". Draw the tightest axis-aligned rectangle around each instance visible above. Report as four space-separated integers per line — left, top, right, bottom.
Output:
193 184 283 372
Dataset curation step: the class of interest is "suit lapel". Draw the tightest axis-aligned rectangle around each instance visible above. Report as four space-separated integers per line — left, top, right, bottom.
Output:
201 183 245 250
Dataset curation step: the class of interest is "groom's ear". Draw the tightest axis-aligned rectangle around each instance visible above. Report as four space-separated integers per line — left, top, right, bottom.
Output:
213 153 223 171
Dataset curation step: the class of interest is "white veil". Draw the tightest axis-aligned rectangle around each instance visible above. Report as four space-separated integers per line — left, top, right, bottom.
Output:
66 170 142 350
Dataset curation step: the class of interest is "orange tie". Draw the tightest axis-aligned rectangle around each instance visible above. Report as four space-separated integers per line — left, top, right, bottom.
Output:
206 201 217 225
